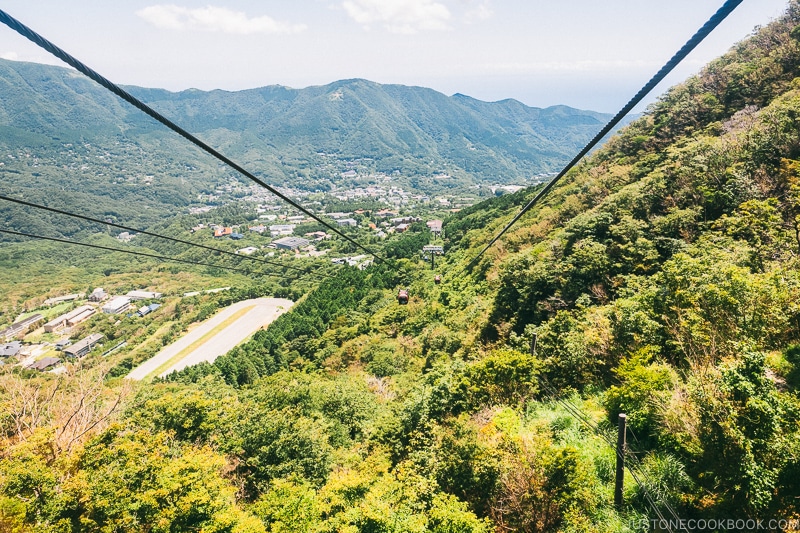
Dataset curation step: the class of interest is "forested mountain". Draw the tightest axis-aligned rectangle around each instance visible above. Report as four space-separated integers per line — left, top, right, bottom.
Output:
4 2 800 532
0 59 622 241
0 58 614 191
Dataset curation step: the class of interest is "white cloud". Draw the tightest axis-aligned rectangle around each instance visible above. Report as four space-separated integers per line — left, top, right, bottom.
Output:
463 0 493 23
1 52 19 61
136 5 307 35
342 0 451 34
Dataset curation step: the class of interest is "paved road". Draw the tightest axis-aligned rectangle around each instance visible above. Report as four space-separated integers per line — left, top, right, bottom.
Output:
127 297 293 380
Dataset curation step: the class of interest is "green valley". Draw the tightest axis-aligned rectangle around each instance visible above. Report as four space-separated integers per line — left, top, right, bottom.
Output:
3 2 800 532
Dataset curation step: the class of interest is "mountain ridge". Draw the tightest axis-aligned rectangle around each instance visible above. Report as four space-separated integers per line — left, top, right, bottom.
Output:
0 58 621 187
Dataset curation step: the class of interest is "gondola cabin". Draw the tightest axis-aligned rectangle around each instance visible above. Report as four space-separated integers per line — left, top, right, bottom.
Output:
397 289 409 305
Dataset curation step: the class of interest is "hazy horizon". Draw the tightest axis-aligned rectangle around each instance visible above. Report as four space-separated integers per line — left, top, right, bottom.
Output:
0 0 791 113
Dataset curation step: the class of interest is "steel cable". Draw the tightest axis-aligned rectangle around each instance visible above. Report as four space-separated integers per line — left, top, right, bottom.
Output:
0 8 384 264
465 0 744 272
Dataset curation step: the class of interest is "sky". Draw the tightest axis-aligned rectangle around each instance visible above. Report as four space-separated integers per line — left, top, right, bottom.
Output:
0 0 791 113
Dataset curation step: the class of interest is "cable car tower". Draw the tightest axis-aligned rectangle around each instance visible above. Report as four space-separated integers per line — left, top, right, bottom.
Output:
422 244 444 269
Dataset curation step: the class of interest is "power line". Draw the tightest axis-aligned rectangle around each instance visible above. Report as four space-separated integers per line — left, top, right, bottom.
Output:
0 228 258 276
536 375 683 532
0 8 385 265
0 193 335 279
464 0 744 272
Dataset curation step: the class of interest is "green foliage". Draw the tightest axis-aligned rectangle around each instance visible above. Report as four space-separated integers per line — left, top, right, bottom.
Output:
252 477 319 533
233 406 333 494
716 198 786 271
125 377 238 445
384 223 432 259
0 426 264 533
168 266 394 386
625 452 696 521
604 348 678 444
694 352 799 516
431 416 502 517
427 493 492 533
7 4 800 531
534 308 609 391
454 348 541 410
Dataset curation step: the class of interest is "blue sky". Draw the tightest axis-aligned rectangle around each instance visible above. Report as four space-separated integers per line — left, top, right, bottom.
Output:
0 0 790 112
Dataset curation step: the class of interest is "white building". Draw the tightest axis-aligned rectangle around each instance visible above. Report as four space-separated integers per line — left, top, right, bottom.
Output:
126 290 163 301
102 296 132 314
269 224 295 237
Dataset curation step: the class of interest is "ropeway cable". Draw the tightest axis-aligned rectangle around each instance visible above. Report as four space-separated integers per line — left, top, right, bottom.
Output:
0 193 335 279
0 228 261 276
464 0 744 272
536 375 683 532
0 8 385 264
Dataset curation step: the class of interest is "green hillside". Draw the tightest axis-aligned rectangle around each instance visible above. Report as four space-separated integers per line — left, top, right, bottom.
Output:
3 2 800 532
0 59 625 245
0 58 616 194
122 80 614 181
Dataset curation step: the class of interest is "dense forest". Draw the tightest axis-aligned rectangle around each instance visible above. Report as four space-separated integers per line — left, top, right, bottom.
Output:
4 2 800 532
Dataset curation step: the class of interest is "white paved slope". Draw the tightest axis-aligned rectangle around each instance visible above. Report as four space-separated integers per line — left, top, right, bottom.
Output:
127 297 293 380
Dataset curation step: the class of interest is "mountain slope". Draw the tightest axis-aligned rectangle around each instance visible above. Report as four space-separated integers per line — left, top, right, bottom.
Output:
6 4 800 533
169 0 800 525
0 59 615 188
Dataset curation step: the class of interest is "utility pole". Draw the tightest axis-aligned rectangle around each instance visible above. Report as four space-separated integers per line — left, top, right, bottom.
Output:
615 413 627 509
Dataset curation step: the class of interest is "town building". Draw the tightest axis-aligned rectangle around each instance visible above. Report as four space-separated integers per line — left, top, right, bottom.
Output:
55 339 72 351
336 218 358 227
0 341 22 358
0 314 44 341
213 227 233 238
67 307 95 327
43 293 84 306
88 288 108 302
137 303 161 317
102 296 132 314
269 224 295 237
63 333 104 358
272 237 310 250
28 357 60 372
304 231 329 241
427 220 443 235
390 216 420 226
237 246 259 255
126 290 163 301
45 305 96 332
